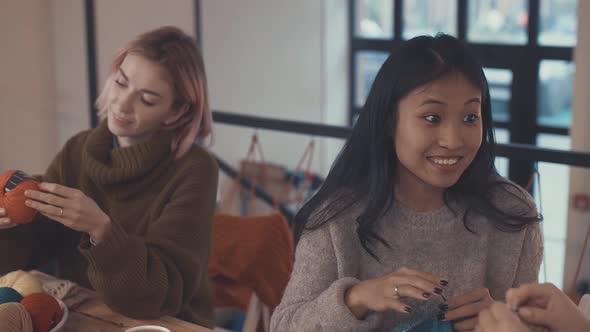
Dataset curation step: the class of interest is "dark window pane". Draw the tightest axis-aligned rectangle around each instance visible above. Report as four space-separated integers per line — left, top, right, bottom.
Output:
484 67 513 122
355 0 394 39
539 0 577 47
537 60 574 128
468 0 528 44
403 0 457 39
355 51 389 107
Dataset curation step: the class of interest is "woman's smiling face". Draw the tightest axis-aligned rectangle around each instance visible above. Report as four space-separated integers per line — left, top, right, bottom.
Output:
393 71 484 192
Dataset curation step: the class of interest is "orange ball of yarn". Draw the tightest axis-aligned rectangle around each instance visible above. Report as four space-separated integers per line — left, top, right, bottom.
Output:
0 170 40 224
20 292 63 332
0 302 34 332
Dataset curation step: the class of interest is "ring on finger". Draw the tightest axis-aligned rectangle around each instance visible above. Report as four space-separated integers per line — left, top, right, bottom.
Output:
58 208 64 216
393 285 400 298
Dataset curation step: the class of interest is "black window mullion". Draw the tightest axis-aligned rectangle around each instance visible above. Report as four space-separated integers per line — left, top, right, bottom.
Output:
349 0 356 125
508 0 541 187
457 0 467 41
528 0 541 47
394 0 403 42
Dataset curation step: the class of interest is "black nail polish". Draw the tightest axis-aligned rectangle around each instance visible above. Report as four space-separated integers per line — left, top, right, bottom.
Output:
404 306 412 313
434 287 443 294
422 292 431 298
439 303 448 311
440 280 449 286
437 312 445 321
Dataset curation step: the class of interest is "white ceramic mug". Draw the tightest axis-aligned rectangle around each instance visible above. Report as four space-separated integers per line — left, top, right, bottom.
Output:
124 325 171 332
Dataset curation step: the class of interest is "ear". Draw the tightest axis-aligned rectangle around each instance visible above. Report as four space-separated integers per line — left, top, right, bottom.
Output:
163 103 190 126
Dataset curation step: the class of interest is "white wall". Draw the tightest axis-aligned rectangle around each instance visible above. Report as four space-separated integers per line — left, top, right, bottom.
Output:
564 0 590 292
51 0 90 147
44 0 348 177
0 0 58 175
94 0 195 86
202 0 348 176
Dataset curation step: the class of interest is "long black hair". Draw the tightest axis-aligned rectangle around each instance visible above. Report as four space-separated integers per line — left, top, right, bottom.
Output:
294 34 542 258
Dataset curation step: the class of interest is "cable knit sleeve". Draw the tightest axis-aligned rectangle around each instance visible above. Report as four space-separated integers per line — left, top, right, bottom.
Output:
79 150 218 327
271 224 379 332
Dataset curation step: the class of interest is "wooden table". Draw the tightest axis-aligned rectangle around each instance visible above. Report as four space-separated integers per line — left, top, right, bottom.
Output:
32 271 213 332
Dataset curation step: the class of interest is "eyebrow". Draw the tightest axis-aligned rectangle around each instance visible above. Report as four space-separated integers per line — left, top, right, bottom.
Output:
418 97 481 107
118 68 162 98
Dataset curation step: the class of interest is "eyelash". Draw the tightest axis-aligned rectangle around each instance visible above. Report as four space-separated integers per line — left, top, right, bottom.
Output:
114 79 127 87
422 114 480 124
114 79 155 107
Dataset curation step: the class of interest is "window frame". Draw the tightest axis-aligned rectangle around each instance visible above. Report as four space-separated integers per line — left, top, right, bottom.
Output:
349 0 574 185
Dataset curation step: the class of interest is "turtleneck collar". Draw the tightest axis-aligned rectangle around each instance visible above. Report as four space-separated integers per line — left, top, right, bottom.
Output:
82 120 174 198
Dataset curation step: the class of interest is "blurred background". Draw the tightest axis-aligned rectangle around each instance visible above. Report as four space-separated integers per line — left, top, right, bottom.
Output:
1 0 589 295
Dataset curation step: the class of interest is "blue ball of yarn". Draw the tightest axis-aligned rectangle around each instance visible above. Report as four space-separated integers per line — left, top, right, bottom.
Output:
0 287 23 304
393 318 453 332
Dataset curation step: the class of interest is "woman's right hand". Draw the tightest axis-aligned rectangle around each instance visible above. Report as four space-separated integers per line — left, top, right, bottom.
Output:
506 283 590 332
344 267 447 319
0 208 17 230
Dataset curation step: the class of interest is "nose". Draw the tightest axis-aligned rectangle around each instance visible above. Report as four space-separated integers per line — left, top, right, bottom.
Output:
112 89 134 114
438 122 464 150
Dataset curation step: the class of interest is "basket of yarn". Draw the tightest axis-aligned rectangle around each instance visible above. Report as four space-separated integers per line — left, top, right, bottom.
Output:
0 169 40 224
0 271 68 332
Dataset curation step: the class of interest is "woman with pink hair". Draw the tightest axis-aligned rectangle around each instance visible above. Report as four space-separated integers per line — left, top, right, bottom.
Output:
0 26 217 327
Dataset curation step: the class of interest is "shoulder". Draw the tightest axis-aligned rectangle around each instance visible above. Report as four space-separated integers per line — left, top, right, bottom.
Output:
300 194 362 249
487 176 537 217
60 128 94 155
175 144 218 176
170 144 219 190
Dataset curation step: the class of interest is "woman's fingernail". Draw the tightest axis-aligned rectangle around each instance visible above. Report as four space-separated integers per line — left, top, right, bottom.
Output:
437 312 445 321
439 303 448 311
404 306 412 313
25 200 31 206
0 208 5 214
0 219 7 225
25 190 30 195
434 288 443 295
440 280 449 286
422 292 431 298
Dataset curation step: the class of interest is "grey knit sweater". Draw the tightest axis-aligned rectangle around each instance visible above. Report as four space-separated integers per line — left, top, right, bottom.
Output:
271 184 543 331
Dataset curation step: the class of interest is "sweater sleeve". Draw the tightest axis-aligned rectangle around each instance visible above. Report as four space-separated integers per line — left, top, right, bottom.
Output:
271 225 378 332
512 222 544 286
79 152 218 321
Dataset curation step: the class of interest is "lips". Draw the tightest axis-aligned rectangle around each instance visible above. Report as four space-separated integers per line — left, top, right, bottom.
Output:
112 112 133 125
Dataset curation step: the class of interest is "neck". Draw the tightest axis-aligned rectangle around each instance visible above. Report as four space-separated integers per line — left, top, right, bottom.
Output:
116 133 154 148
394 172 445 212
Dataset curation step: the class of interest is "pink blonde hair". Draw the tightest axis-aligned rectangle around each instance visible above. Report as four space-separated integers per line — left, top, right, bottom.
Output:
95 26 212 159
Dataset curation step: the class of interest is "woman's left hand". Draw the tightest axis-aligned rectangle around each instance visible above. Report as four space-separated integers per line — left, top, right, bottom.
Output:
475 302 530 332
445 287 495 331
24 182 111 242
